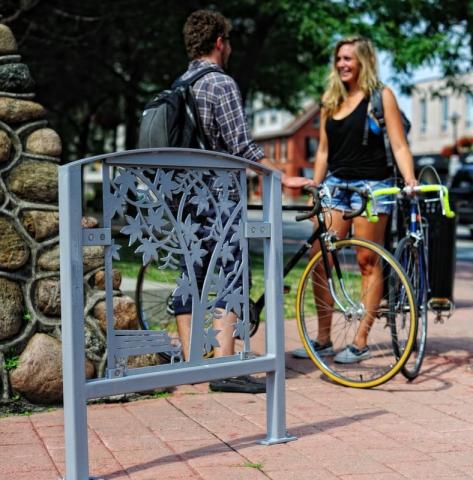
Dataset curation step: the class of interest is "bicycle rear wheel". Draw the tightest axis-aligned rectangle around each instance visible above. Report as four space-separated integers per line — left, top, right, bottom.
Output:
135 261 180 363
135 262 222 362
395 237 428 380
296 238 417 388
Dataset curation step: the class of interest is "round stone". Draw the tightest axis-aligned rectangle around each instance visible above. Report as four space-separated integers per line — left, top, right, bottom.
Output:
81 216 99 229
7 159 57 203
37 246 59 271
0 278 23 340
94 269 122 290
0 130 11 163
21 210 60 241
0 63 35 93
35 278 61 317
0 25 17 54
9 333 95 404
38 245 104 272
0 97 45 123
94 296 139 331
0 216 30 270
25 128 62 157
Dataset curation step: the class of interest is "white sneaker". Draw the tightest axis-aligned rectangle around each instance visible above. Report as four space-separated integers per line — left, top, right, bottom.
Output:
334 344 371 364
292 341 334 359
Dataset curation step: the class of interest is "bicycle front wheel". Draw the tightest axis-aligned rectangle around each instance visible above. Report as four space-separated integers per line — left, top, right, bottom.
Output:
296 238 417 388
395 237 428 380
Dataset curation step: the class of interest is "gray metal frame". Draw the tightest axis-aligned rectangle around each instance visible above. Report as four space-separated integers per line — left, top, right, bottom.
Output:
59 148 295 480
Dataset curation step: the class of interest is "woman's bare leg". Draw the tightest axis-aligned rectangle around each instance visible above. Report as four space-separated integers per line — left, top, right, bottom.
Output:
314 210 352 344
351 214 389 349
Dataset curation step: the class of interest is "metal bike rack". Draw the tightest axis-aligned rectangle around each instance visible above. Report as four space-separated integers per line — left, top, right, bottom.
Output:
59 148 295 480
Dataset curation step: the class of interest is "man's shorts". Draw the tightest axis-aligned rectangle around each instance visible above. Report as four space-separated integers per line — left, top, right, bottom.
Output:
324 175 395 216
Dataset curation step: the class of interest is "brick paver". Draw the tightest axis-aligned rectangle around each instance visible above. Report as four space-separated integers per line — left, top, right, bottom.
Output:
1 261 472 479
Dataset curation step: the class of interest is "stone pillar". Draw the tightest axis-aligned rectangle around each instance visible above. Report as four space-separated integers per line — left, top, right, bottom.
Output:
0 24 142 405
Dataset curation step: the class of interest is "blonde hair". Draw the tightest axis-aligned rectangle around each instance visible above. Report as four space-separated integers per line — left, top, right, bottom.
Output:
323 37 381 117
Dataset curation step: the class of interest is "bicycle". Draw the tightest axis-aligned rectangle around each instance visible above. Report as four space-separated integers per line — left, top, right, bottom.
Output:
367 181 455 379
135 184 418 387
294 185 417 388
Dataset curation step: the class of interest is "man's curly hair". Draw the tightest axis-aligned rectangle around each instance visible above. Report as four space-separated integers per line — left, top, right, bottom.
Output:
183 10 231 60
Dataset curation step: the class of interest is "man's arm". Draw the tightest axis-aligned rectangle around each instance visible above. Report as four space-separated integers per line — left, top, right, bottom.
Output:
214 78 313 188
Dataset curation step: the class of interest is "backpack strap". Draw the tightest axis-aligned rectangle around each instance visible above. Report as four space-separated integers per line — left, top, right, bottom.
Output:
171 66 223 89
171 66 223 150
363 87 394 168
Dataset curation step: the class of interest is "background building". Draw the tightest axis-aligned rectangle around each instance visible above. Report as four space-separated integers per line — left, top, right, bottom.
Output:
410 72 473 178
251 102 320 197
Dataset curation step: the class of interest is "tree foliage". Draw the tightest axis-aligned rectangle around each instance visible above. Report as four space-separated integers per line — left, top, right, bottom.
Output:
349 0 472 93
1 0 470 160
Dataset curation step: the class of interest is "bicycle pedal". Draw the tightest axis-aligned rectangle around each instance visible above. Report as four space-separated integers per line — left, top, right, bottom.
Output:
283 285 291 294
428 298 453 313
428 298 454 323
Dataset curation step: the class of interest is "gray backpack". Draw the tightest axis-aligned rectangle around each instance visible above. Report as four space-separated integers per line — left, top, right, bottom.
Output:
137 67 220 149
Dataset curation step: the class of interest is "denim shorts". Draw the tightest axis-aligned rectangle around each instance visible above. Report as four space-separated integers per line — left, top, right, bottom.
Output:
324 175 395 216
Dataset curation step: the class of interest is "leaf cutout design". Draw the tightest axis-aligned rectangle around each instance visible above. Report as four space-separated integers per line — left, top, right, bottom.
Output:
174 273 192 305
120 214 143 245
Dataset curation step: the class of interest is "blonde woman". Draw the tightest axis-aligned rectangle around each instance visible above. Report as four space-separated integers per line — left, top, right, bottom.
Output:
292 37 416 363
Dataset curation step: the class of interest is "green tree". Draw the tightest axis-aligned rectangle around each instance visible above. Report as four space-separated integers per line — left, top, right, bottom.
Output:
1 0 470 160
2 0 348 159
349 0 472 92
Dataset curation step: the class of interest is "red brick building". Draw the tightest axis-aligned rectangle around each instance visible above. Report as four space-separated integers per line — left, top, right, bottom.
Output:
253 103 320 197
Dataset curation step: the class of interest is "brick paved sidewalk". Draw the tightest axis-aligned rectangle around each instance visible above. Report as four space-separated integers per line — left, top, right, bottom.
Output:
1 262 472 480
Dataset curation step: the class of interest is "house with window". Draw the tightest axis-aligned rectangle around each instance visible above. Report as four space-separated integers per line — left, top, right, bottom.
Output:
410 72 473 175
251 102 320 197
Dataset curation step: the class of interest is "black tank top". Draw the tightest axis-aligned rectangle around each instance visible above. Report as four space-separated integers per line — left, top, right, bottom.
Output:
326 97 390 180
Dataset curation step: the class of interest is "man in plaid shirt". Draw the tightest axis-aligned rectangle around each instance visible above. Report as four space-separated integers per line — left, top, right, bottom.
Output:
175 10 311 393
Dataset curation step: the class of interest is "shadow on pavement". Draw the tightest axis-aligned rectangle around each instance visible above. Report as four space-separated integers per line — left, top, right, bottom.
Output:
103 410 389 478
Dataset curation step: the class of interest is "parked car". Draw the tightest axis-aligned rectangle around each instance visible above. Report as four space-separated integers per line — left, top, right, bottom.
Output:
450 162 473 237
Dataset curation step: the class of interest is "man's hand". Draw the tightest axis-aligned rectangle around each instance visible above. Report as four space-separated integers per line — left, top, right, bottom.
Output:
281 174 315 189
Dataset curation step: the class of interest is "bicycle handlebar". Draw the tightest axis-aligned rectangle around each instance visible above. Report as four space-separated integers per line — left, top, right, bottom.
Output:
295 184 372 222
340 186 370 220
367 184 455 223
295 186 320 221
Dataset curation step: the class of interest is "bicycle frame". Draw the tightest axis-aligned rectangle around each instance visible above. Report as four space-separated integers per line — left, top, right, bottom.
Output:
251 201 364 321
403 197 429 309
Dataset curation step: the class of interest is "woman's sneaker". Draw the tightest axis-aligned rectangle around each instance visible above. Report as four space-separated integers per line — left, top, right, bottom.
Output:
334 344 371 364
291 341 334 359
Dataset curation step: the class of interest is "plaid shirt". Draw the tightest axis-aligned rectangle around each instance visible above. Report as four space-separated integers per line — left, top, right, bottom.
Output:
180 60 264 162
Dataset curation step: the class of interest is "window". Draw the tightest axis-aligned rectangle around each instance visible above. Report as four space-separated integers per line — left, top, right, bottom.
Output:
280 139 287 163
258 114 265 127
466 93 473 129
305 137 318 162
420 98 427 134
441 96 449 132
270 111 278 124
